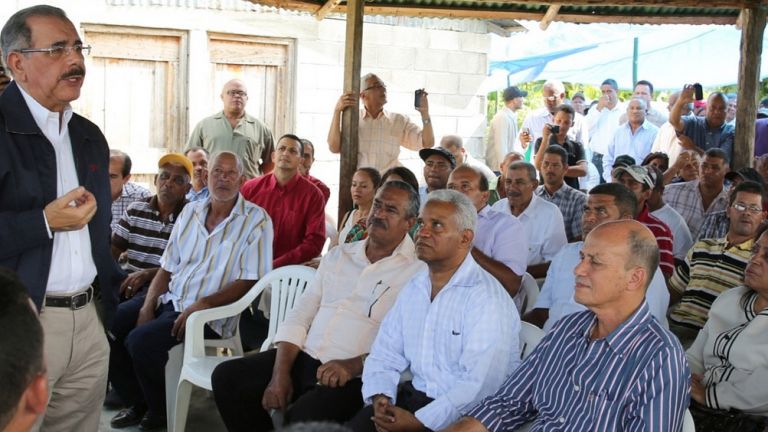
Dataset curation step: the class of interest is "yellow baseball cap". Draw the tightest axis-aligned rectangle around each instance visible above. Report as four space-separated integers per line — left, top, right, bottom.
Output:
158 153 193 177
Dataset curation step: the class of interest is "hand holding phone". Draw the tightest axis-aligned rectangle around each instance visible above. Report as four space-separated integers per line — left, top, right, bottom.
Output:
414 89 424 108
693 83 704 101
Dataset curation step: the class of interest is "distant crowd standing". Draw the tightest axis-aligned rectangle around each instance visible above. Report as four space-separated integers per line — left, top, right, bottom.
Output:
2 4 768 432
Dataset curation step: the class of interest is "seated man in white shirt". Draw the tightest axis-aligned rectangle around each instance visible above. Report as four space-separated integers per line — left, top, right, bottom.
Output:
447 165 528 302
491 161 567 278
211 181 425 431
524 182 670 332
347 190 520 432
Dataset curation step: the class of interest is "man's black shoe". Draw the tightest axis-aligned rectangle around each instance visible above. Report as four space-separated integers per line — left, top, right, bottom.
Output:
110 406 146 429
138 411 167 431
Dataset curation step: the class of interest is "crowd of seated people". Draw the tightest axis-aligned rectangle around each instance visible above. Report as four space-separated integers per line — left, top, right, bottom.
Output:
3 5 768 430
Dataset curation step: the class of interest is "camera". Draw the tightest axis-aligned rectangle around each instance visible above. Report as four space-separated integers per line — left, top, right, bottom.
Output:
550 125 560 134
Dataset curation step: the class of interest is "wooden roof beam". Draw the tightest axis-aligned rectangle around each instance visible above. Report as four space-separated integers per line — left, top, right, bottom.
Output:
540 4 560 30
314 0 344 20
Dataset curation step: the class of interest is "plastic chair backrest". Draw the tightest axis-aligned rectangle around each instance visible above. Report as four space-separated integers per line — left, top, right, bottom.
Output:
519 273 540 314
260 265 316 351
519 321 545 360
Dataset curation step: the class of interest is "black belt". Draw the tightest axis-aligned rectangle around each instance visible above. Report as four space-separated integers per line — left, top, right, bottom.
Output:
45 286 94 310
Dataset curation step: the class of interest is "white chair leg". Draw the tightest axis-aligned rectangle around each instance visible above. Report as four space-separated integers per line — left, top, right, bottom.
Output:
173 379 193 432
165 344 184 431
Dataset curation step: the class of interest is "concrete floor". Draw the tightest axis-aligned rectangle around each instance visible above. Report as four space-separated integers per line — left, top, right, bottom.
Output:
99 387 227 432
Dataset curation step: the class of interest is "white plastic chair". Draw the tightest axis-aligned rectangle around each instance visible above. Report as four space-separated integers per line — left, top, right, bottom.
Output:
683 408 695 431
519 321 545 360
169 265 315 432
518 272 540 314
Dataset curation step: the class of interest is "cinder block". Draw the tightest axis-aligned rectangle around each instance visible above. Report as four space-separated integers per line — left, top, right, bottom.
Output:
299 40 342 65
459 74 488 96
390 69 426 90
448 52 485 74
459 33 491 53
377 46 416 69
414 49 450 72
391 26 429 49
428 30 461 51
423 72 459 94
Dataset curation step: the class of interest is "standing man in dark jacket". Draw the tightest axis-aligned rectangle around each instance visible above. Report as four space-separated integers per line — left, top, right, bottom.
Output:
0 5 119 431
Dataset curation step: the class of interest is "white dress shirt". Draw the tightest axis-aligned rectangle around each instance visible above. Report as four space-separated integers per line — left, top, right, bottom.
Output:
603 120 659 179
474 206 528 276
486 106 519 169
491 194 567 265
534 242 670 333
19 87 96 294
585 104 623 156
652 203 694 261
361 253 520 431
274 235 425 363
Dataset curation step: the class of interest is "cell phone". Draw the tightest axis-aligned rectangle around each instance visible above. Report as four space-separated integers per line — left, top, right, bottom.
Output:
693 83 704 101
415 89 423 108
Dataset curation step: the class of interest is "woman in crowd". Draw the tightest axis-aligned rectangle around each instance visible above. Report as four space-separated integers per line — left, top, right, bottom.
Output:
686 226 768 431
381 166 419 192
642 151 670 173
330 167 380 248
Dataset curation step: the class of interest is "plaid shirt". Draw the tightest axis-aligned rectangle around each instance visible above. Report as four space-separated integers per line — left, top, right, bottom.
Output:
535 184 586 242
662 180 729 240
111 182 151 233
697 210 729 241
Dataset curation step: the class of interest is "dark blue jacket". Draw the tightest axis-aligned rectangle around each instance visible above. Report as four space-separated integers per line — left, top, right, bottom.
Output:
0 82 120 328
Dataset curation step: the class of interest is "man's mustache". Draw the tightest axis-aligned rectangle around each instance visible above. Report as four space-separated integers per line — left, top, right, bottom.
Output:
61 66 85 80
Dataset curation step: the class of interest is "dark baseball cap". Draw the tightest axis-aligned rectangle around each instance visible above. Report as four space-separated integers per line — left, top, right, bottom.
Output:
419 146 456 168
503 86 528 101
613 155 636 169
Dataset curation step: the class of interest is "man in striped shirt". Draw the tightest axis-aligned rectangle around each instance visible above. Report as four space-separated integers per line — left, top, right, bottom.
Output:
111 153 191 299
668 180 766 347
445 220 690 432
108 151 272 430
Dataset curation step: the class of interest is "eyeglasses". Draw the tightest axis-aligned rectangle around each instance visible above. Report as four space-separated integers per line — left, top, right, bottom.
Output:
364 83 386 92
732 203 763 214
226 90 248 97
17 43 91 59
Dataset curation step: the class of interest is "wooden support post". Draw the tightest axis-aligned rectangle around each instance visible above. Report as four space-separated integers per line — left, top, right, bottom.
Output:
734 7 766 170
539 4 561 30
338 0 364 222
314 0 343 21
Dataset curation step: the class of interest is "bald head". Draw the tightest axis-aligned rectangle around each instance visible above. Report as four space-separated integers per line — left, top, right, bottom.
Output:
589 220 659 291
221 79 248 116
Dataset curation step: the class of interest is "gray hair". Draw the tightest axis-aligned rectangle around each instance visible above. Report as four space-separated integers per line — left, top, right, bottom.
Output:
440 135 463 150
508 161 537 182
543 79 565 95
211 151 244 175
628 97 647 111
361 73 384 88
1 5 69 72
379 180 420 219
423 189 477 233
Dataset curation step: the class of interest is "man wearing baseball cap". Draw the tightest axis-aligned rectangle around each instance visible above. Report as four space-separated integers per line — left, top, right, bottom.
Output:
486 85 527 170
418 146 456 204
107 153 191 423
612 165 675 278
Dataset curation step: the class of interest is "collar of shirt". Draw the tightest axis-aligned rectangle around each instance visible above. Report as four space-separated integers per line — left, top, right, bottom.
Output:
535 184 568 199
147 195 187 223
478 204 494 220
414 251 480 299
718 235 755 253
580 301 654 355
623 119 653 133
18 85 73 134
519 193 543 220
263 172 303 192
194 193 248 230
361 107 391 120
352 232 418 265
213 110 255 125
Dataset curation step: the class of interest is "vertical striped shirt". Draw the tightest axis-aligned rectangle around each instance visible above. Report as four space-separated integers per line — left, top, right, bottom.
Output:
159 194 272 337
668 237 753 330
467 303 690 432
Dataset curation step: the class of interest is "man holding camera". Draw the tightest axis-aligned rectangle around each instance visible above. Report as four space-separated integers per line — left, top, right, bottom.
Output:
327 74 434 172
532 104 588 191
670 84 734 163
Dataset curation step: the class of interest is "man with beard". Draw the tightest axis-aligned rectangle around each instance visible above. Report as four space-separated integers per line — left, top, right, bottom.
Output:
668 180 766 348
211 181 425 431
417 146 456 204
524 183 670 332
108 151 271 430
187 79 274 178
534 145 587 242
184 147 209 202
0 6 120 430
347 190 520 432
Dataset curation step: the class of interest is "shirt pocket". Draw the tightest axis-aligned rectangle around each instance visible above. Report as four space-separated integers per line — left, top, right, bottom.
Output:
528 242 544 264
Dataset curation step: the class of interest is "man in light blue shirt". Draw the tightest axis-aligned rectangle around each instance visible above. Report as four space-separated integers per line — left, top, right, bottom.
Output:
184 147 209 202
524 182 670 333
348 189 520 432
603 98 659 181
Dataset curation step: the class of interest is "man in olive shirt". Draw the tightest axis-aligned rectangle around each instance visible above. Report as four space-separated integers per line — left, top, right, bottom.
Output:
187 79 274 178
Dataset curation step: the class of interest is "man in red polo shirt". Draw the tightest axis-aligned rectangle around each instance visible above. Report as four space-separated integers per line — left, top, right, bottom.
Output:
612 165 675 278
242 134 326 267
